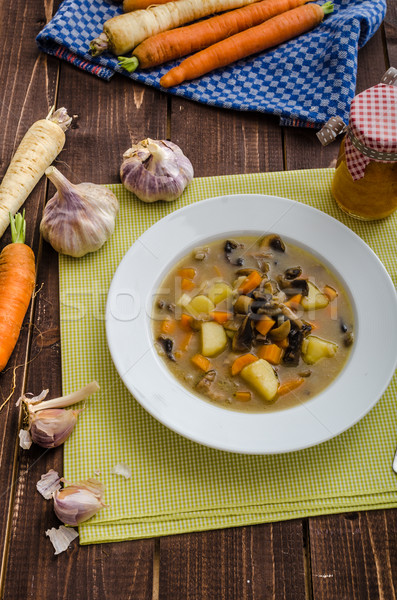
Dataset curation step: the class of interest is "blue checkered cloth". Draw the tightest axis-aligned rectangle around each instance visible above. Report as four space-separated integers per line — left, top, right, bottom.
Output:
36 0 386 127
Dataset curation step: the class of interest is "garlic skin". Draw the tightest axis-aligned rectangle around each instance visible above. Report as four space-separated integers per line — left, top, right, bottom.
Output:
29 408 81 448
53 478 106 526
120 138 194 203
40 167 119 257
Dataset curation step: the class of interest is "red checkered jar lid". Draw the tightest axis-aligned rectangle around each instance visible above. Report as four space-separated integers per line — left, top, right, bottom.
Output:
345 83 397 180
317 68 397 181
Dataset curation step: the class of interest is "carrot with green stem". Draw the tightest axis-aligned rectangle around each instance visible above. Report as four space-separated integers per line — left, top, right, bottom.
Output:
160 1 334 88
90 0 260 57
0 212 36 372
0 107 72 239
119 0 311 73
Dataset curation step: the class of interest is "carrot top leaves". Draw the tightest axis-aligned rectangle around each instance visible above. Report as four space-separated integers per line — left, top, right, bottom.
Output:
322 1 334 15
9 211 26 244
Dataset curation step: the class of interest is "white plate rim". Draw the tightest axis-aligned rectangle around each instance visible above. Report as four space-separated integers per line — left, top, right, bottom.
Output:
105 193 397 454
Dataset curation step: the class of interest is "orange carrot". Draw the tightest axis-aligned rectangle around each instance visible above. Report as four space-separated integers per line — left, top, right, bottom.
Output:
177 267 196 279
191 353 211 371
285 293 302 307
213 265 223 277
231 353 258 375
161 318 176 334
255 316 275 336
234 391 252 402
211 310 233 324
238 270 262 294
276 337 290 350
277 377 304 396
258 344 284 365
0 212 35 372
181 278 196 291
180 331 194 351
160 2 333 88
122 0 310 70
323 285 338 301
179 313 193 330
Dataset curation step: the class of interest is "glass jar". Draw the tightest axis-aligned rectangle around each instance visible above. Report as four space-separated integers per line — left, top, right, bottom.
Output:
332 137 397 220
318 70 397 221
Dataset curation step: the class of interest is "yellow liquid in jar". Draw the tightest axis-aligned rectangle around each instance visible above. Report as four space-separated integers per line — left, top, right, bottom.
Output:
332 138 397 220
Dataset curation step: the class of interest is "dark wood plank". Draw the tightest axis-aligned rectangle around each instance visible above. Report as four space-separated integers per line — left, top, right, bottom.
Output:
2 64 168 598
384 0 397 67
170 99 284 176
0 0 60 589
159 523 307 600
309 511 397 600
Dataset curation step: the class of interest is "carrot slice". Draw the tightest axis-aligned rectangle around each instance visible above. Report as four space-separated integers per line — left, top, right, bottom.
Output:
161 318 176 334
191 353 211 371
258 344 284 365
210 310 233 324
180 331 194 351
323 285 338 301
276 337 290 350
234 391 252 402
285 293 302 307
179 313 193 330
277 377 304 396
238 270 262 294
181 278 196 291
255 316 275 336
178 267 196 279
231 353 258 376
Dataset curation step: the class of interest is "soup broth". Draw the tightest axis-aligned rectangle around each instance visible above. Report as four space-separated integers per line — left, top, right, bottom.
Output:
152 234 354 412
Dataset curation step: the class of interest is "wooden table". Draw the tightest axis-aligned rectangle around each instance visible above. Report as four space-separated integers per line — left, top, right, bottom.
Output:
0 2 396 598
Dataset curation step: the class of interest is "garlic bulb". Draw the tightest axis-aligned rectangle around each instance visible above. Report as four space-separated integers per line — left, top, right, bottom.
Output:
19 381 100 449
120 138 194 203
29 408 81 448
40 167 119 257
53 478 106 526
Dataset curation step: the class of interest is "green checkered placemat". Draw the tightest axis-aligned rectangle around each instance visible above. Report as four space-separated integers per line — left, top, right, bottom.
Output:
59 169 397 544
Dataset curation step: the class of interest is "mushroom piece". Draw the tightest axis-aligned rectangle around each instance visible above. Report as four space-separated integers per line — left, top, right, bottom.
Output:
269 319 291 341
196 369 216 392
157 335 176 361
259 234 285 252
277 276 309 297
233 295 253 314
232 315 254 353
224 239 244 266
284 267 302 280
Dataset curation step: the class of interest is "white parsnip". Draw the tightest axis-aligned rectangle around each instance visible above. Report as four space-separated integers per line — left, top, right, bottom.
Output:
0 107 71 239
90 0 259 56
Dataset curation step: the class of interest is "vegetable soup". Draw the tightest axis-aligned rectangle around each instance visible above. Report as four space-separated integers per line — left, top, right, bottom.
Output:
152 234 354 412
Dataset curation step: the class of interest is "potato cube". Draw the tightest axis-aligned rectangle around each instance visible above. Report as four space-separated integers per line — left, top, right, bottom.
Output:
186 295 215 317
302 335 338 364
240 359 279 402
301 281 329 310
207 282 233 305
201 321 228 357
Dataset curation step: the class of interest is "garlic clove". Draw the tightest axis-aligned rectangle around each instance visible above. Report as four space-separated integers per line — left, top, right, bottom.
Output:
53 478 106 526
40 167 119 257
120 138 194 203
29 408 81 448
